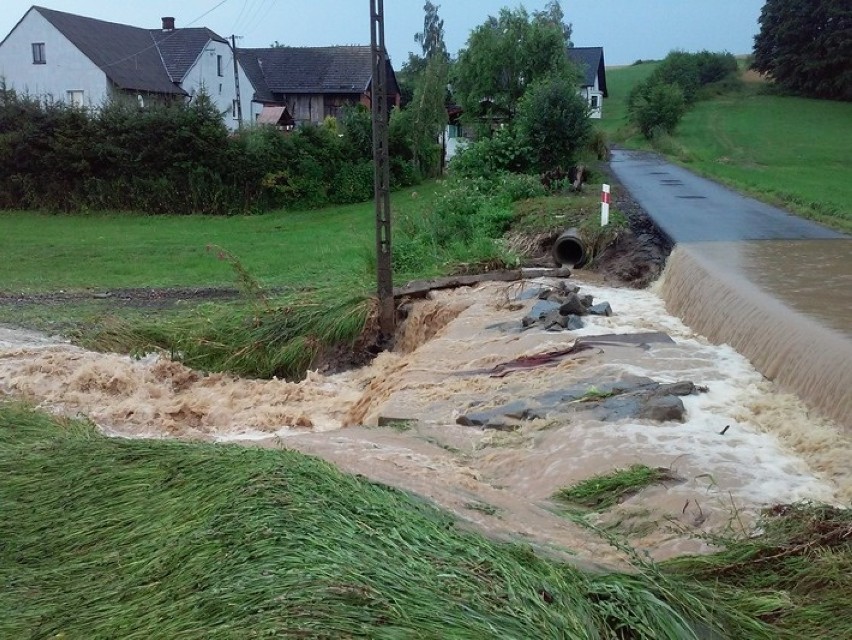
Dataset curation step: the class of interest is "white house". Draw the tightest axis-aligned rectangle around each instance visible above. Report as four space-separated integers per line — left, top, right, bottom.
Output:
0 6 243 130
566 46 608 119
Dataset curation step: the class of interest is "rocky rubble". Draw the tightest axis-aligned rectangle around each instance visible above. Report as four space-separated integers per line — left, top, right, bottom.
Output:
520 281 613 332
456 376 702 431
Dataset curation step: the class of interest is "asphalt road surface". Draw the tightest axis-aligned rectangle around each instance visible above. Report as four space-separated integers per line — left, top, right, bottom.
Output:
609 150 846 243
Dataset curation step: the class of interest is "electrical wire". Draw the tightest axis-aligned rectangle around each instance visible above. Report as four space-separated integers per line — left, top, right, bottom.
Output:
239 0 277 42
230 0 256 35
100 0 232 68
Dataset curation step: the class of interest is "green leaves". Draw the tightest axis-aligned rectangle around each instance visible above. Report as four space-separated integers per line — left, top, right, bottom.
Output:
626 50 737 139
516 75 592 171
753 0 852 100
453 7 573 119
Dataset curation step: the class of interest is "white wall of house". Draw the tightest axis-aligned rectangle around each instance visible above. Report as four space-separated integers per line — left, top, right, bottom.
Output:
582 75 604 119
444 124 469 161
235 63 263 125
180 39 241 130
0 8 109 106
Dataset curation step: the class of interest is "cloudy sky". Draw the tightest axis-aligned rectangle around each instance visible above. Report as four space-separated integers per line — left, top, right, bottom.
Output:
1 1 766 66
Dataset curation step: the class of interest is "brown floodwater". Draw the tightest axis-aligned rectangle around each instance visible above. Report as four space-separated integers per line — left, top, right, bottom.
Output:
682 239 852 338
1 278 848 564
659 242 852 428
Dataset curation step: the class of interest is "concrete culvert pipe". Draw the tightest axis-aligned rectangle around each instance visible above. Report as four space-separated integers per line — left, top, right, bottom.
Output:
552 228 587 268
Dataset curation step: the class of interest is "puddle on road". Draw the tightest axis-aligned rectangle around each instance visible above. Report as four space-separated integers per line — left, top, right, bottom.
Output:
0 278 848 563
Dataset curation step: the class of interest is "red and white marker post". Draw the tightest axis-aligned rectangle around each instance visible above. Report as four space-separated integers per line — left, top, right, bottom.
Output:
601 184 611 226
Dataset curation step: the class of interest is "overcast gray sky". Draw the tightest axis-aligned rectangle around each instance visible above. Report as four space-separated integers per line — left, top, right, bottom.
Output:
1 1 766 66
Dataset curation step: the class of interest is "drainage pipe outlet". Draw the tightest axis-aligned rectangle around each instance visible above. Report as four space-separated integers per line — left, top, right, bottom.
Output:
552 228 587 268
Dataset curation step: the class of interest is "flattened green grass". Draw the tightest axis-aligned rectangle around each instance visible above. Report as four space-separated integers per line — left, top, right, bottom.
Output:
665 504 852 639
554 464 680 511
0 404 776 639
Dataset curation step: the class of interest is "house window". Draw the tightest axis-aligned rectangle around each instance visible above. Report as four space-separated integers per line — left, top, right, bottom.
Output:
67 90 84 107
590 95 600 109
32 42 46 64
217 54 224 77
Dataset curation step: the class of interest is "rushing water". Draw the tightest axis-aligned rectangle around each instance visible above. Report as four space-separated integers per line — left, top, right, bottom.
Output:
1 275 848 563
673 240 852 338
659 244 852 428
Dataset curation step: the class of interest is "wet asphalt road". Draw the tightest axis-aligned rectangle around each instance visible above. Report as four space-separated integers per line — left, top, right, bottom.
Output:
609 149 846 243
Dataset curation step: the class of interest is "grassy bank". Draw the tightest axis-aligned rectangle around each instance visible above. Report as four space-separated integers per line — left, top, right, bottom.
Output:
0 173 610 379
662 90 851 230
0 403 811 639
601 65 852 232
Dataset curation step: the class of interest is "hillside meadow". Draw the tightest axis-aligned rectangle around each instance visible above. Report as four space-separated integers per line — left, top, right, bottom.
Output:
600 63 851 232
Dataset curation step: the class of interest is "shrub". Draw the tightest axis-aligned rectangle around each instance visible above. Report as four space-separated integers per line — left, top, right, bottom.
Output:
332 161 374 204
489 173 547 202
629 82 687 138
638 50 738 104
0 86 422 215
585 128 610 161
449 128 533 179
515 75 592 172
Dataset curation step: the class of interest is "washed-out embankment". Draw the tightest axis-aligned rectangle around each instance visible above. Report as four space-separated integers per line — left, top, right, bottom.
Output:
658 244 851 429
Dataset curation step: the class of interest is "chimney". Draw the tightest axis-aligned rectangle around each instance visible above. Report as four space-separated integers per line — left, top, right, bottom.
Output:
161 17 175 31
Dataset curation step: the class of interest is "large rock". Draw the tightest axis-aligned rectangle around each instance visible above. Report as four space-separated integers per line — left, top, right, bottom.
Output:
587 302 613 317
637 396 687 422
514 286 548 301
558 292 588 316
564 315 585 331
522 300 562 327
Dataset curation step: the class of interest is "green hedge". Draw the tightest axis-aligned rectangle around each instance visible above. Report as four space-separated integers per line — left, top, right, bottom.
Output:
0 89 417 214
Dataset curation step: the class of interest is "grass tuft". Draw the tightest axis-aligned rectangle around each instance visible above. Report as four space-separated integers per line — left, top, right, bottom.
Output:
555 464 681 511
77 290 375 380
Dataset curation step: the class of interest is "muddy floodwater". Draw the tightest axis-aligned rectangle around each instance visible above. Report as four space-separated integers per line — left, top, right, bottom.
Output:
1 275 849 565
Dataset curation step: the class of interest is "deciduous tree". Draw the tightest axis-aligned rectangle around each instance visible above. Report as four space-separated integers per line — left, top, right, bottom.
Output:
516 75 591 171
453 7 572 120
753 0 852 100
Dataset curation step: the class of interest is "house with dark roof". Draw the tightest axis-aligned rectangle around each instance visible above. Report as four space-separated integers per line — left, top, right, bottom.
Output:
237 46 400 127
0 6 243 129
566 46 608 118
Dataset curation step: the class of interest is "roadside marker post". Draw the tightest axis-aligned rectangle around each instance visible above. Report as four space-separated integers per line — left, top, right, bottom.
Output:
601 184 611 226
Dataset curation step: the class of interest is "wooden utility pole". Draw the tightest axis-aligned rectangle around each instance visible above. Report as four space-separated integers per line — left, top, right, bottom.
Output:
231 34 243 128
370 0 394 335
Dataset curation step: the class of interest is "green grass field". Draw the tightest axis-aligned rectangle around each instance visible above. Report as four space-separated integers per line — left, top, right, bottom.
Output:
0 183 440 294
671 91 851 229
600 65 852 231
596 61 660 136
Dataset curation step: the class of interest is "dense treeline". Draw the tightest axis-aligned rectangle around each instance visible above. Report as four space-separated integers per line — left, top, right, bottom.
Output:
753 0 851 101
0 88 420 215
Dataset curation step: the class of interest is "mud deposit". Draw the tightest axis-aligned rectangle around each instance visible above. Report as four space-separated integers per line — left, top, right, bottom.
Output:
1 277 848 564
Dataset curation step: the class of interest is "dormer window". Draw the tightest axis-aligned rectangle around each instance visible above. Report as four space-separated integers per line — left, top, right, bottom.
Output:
32 42 46 64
